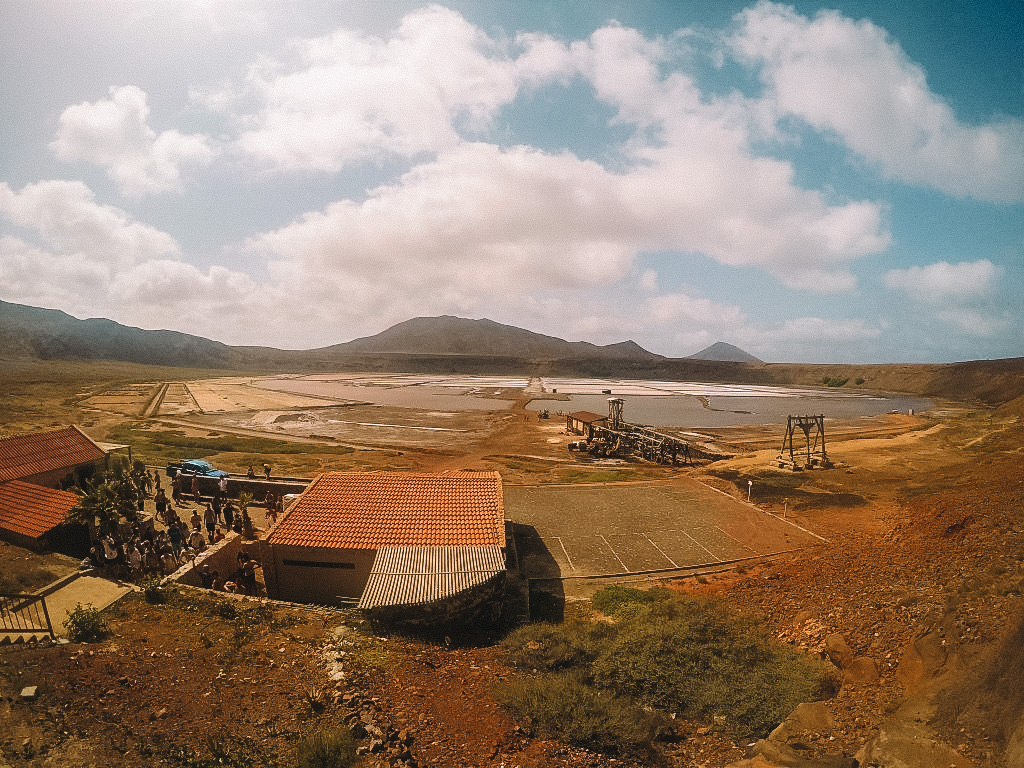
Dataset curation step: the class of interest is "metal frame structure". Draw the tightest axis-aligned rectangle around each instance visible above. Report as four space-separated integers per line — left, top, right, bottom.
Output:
568 398 719 466
0 593 55 640
777 415 831 470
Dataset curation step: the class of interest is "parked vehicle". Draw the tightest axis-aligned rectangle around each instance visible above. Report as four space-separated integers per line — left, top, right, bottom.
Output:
166 459 229 478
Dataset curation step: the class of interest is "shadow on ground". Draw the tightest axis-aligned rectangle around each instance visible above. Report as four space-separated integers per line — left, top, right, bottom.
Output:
508 522 565 623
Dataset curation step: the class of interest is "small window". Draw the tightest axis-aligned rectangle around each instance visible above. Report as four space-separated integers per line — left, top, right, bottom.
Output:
282 559 356 569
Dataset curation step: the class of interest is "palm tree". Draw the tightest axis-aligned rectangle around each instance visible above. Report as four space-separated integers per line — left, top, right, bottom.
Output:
68 458 145 537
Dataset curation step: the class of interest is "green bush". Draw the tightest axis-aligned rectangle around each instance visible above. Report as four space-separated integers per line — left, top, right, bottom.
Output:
502 611 614 672
63 603 109 642
294 729 357 768
494 671 662 756
821 376 849 388
590 596 832 737
591 585 670 616
498 589 835 749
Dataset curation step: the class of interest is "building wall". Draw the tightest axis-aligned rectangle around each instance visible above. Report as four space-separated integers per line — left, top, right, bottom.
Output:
265 544 376 605
171 533 246 588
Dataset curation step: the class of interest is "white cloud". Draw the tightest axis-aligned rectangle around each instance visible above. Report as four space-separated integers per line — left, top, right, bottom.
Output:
0 180 266 342
935 308 1009 338
51 85 215 196
249 142 637 303
228 5 520 172
645 292 747 328
884 259 1006 341
0 180 180 266
884 259 1001 303
730 2 1024 203
239 13 891 312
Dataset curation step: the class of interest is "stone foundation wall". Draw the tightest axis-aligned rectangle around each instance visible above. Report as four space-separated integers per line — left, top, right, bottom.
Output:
168 532 258 586
367 571 506 630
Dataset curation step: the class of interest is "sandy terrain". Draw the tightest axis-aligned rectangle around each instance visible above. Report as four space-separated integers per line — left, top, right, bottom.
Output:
1 365 1022 767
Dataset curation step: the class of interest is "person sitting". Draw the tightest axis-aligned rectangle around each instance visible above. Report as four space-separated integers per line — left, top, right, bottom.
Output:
211 570 226 591
213 527 225 543
198 564 214 589
160 547 177 575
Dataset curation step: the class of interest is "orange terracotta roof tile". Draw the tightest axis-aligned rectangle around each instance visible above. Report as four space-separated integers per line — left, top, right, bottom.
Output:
267 471 505 550
0 480 81 539
0 426 106 483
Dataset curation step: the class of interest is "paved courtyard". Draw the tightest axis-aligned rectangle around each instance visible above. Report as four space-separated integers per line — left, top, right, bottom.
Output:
504 479 823 579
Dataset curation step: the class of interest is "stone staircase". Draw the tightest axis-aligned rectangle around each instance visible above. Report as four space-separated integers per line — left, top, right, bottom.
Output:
0 631 58 645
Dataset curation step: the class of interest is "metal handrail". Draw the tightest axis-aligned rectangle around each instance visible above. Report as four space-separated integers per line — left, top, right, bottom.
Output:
0 593 56 638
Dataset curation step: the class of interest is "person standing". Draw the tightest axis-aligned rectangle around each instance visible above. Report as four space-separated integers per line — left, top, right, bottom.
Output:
223 502 234 535
203 503 216 541
168 520 182 555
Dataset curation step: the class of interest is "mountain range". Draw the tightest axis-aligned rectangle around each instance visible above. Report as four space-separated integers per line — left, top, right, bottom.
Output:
0 301 746 366
3 299 1023 407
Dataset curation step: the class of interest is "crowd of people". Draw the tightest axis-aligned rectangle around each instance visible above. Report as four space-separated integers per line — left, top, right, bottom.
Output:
87 520 199 581
196 551 261 595
88 468 270 593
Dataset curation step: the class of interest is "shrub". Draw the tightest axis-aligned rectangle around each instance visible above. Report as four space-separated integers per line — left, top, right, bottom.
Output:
499 588 835 750
589 595 830 737
142 577 169 604
591 585 669 616
821 376 849 388
63 603 109 642
494 671 661 756
294 729 357 768
502 612 613 672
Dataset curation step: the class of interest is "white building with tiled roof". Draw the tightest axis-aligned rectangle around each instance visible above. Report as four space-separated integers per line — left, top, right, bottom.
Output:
261 471 507 624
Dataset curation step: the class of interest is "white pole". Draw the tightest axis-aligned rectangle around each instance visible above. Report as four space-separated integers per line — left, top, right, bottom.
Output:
747 480 752 503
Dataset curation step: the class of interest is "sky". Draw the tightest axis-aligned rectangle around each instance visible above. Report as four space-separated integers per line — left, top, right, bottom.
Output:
0 1 1021 363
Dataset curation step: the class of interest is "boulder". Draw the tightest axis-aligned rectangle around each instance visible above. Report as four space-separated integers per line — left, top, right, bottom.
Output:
824 634 855 670
739 740 857 768
857 717 977 768
896 631 947 693
843 656 879 685
768 702 835 744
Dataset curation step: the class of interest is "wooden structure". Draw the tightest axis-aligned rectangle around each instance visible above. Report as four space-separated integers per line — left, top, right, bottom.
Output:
569 398 720 466
566 411 608 439
777 415 831 470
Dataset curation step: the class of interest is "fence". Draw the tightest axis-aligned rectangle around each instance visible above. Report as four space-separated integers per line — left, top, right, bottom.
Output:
0 593 55 639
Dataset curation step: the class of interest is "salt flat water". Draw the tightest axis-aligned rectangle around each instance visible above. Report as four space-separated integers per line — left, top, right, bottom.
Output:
254 374 930 427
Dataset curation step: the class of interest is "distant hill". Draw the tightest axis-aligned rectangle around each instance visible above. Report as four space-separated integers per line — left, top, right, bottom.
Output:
2 300 1023 407
0 302 659 369
0 300 244 368
688 342 762 363
322 316 662 360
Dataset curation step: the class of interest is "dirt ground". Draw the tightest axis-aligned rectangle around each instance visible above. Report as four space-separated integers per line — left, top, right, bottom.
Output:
1 367 1023 767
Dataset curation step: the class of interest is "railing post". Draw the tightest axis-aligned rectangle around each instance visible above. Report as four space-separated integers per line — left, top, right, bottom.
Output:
39 597 55 638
